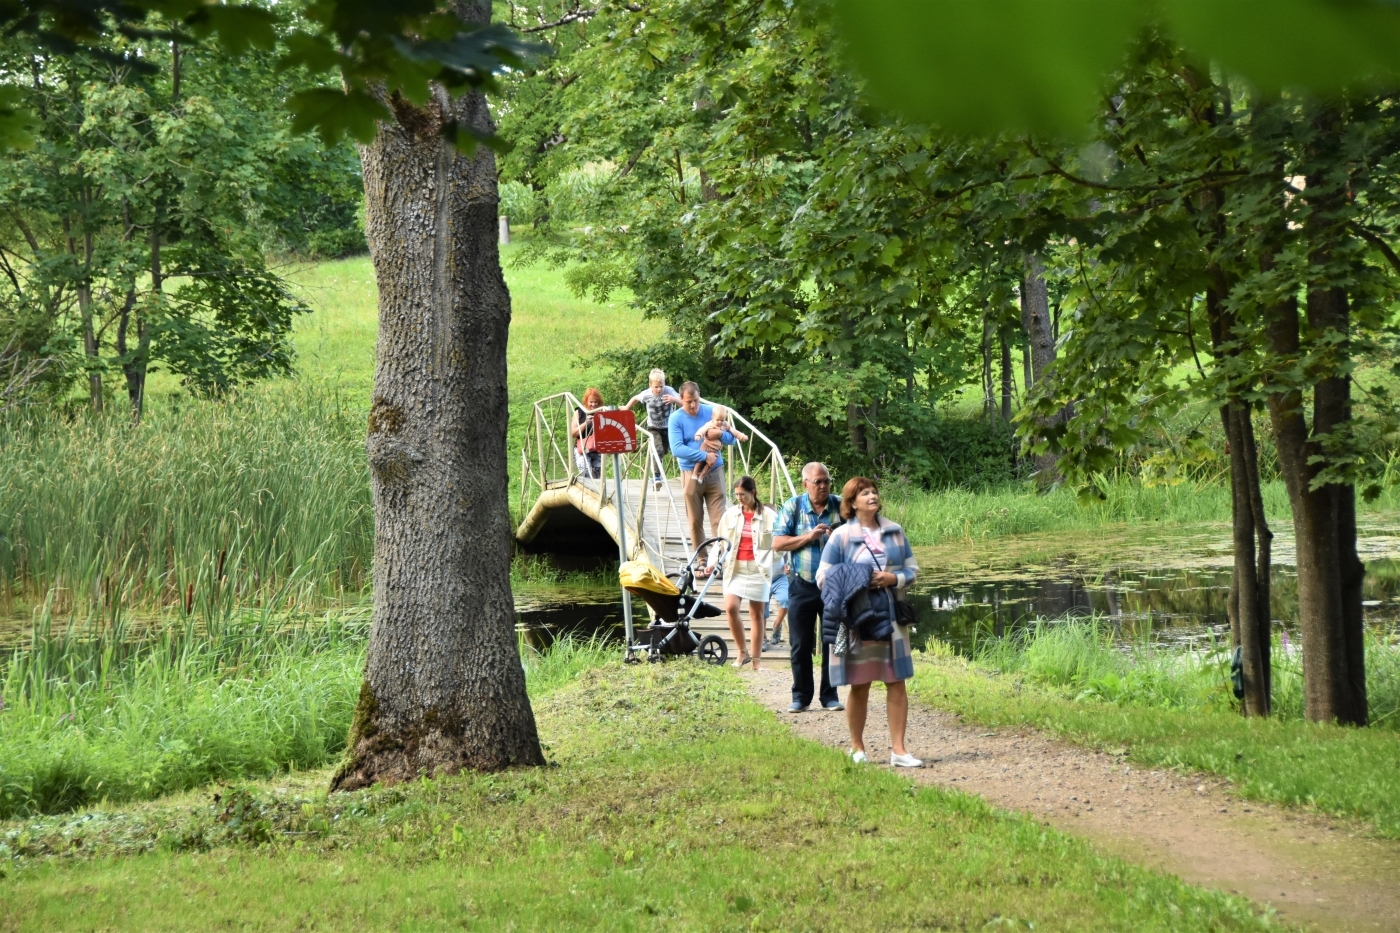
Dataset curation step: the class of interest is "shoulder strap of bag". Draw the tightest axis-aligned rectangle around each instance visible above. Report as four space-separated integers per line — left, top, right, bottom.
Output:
859 536 885 571
859 536 901 621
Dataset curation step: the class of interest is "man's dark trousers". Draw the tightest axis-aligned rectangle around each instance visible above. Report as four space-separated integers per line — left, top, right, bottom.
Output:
788 575 838 708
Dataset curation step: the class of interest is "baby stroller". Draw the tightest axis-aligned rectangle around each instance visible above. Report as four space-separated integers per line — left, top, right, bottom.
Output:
620 537 731 665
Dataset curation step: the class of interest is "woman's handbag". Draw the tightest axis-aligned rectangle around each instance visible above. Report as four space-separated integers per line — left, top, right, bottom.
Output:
892 593 919 628
834 621 852 658
577 409 598 453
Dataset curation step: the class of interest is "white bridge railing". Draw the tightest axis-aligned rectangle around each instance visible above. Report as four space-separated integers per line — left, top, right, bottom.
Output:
519 391 797 575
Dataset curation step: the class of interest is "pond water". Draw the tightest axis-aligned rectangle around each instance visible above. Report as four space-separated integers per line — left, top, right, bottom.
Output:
13 526 1400 657
909 559 1400 654
515 552 1400 656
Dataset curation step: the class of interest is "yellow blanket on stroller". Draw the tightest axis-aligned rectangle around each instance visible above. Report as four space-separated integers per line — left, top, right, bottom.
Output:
618 560 679 596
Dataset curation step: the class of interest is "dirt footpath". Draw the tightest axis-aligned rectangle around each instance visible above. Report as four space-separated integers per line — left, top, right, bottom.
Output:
744 666 1400 933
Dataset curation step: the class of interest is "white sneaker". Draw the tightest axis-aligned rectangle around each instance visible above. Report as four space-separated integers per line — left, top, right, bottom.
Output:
851 750 867 764
890 752 923 768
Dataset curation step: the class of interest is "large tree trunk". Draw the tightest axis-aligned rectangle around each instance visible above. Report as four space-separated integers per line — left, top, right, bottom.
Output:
1258 111 1369 727
1303 281 1368 724
1264 278 1367 725
1020 253 1059 481
331 0 544 792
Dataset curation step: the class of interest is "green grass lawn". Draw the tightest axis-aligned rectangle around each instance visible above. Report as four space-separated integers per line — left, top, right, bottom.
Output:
1 663 1276 932
910 648 1400 839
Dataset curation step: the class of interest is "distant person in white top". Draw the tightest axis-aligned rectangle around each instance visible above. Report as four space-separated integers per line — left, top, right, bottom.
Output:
626 369 682 485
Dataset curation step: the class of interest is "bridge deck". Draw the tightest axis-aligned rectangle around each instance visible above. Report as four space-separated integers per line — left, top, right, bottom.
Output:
528 475 791 663
612 476 790 663
517 392 799 665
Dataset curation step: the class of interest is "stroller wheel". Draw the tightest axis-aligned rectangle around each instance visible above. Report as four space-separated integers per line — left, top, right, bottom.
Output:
697 635 728 666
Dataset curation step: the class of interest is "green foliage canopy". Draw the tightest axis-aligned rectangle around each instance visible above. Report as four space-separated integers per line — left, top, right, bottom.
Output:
836 0 1400 135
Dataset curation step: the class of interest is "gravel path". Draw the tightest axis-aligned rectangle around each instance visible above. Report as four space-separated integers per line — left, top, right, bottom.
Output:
744 665 1400 933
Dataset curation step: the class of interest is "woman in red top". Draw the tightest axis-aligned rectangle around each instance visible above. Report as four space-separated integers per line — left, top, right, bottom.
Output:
712 475 778 670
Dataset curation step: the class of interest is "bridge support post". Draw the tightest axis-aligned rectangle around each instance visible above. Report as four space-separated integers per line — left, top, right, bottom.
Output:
613 452 635 647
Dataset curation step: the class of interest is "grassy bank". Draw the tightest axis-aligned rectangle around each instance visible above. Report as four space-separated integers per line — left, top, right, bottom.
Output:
968 619 1400 727
885 477 1281 544
0 617 612 820
911 635 1400 838
1 663 1273 932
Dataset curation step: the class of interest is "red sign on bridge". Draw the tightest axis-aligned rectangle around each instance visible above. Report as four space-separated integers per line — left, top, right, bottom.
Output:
591 409 638 454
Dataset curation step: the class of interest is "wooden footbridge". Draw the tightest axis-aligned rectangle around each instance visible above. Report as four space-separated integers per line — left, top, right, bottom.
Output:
516 392 798 662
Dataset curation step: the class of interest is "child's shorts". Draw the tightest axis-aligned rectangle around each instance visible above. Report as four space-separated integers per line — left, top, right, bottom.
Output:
768 570 789 609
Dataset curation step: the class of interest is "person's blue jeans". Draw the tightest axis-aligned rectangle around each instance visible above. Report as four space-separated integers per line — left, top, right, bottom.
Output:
787 575 837 708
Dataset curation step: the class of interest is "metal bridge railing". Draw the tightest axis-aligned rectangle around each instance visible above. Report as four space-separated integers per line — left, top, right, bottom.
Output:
698 396 798 510
519 392 796 576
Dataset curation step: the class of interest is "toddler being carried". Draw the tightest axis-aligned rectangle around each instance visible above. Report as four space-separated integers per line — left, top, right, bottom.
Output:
691 405 748 481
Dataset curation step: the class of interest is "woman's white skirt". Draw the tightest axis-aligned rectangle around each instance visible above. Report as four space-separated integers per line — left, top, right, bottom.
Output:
723 561 771 602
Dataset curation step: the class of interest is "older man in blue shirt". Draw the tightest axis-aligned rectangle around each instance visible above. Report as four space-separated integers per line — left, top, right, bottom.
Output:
668 381 735 562
774 462 844 712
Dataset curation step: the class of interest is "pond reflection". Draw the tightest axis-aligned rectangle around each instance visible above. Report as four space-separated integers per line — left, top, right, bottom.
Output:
908 558 1400 654
514 559 1400 656
516 601 625 652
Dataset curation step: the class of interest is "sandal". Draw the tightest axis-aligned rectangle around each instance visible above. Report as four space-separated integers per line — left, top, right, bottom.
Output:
733 653 752 669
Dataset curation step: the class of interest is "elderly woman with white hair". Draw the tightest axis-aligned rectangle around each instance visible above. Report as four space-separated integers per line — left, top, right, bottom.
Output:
626 368 681 486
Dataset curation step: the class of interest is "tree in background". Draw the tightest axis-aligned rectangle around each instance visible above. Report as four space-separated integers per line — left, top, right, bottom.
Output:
503 0 1038 486
0 36 342 417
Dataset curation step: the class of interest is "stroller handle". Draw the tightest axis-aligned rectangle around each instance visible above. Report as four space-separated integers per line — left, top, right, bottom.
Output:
682 536 732 575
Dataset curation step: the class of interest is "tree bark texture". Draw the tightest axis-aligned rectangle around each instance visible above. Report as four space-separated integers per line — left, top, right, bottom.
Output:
1223 401 1272 714
1262 109 1369 726
1204 269 1272 716
1264 283 1367 725
1020 253 1059 481
999 328 1013 423
331 1 544 791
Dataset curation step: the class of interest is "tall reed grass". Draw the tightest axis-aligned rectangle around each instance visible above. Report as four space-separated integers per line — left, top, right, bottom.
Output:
972 618 1400 727
0 608 615 820
0 608 367 818
0 385 373 617
885 476 1291 545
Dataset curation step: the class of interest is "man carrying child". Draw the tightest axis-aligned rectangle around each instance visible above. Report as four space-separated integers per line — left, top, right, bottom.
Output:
668 382 738 567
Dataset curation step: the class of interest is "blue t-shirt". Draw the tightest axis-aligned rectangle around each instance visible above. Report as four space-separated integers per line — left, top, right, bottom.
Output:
669 404 735 469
